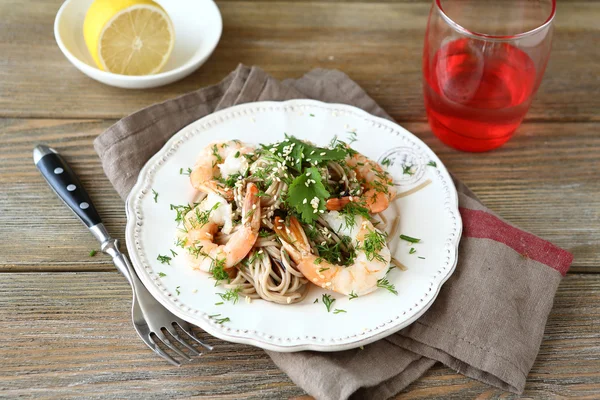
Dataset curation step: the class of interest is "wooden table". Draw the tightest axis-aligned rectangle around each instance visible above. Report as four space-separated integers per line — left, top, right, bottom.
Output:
1 0 599 398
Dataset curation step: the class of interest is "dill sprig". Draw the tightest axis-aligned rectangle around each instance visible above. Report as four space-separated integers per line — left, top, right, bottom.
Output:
208 314 230 324
358 229 387 262
158 272 167 278
152 189 158 203
349 291 358 300
217 287 241 304
402 165 414 175
339 201 371 229
376 278 398 295
322 294 335 312
157 254 172 265
333 309 347 314
89 249 97 257
209 257 229 286
170 203 195 223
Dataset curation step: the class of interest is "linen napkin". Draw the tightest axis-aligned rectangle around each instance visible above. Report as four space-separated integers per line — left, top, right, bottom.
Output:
94 65 573 400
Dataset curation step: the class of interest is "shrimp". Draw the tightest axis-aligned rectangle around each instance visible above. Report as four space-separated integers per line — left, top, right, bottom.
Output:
326 152 396 213
190 140 254 201
181 182 261 273
274 211 391 296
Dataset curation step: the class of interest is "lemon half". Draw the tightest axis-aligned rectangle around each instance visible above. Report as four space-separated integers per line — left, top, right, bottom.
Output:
83 0 175 76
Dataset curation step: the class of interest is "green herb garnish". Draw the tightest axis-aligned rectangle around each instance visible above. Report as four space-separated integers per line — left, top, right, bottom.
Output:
179 167 192 176
209 314 230 324
402 165 414 175
209 257 229 286
217 287 241 304
313 298 319 304
381 158 391 167
339 201 371 229
358 229 387 262
333 309 347 314
322 294 335 312
418 256 426 259
376 278 398 295
349 291 358 300
427 161 437 167
89 249 97 257
409 247 416 254
157 254 172 265
399 234 421 243
158 272 167 278
215 302 224 306
170 203 195 223
152 189 159 203
170 249 178 257
287 167 330 223
309 113 315 117
175 286 181 296
347 131 358 144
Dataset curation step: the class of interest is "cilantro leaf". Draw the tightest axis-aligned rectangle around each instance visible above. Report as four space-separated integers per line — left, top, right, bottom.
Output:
287 167 330 223
271 135 345 172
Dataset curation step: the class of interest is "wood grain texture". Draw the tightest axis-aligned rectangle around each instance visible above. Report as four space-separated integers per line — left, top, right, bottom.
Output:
1 118 598 272
0 1 599 121
0 272 598 398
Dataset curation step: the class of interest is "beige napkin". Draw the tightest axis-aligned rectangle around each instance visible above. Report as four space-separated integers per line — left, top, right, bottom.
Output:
94 65 572 400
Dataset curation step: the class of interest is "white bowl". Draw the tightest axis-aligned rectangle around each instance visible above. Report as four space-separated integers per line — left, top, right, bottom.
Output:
54 0 222 89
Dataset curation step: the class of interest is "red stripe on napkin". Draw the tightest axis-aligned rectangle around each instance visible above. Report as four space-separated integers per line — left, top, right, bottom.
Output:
459 208 572 276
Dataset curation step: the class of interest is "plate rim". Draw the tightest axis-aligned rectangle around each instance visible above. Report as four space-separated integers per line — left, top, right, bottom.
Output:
125 99 462 352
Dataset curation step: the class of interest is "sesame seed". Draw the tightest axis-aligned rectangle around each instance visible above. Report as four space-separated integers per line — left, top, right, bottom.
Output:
310 151 315 155
286 297 292 304
192 289 198 294
303 199 307 204
277 226 283 230
325 282 332 287
320 152 326 156
312 278 318 282
252 204 257 210
306 172 311 176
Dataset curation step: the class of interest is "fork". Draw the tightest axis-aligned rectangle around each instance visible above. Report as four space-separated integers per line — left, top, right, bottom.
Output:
33 144 212 366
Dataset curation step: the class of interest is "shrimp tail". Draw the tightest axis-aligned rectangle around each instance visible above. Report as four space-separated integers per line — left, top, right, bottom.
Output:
242 182 261 230
274 216 311 262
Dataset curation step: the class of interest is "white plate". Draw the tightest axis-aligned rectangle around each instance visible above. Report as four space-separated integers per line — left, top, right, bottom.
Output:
126 100 461 352
54 0 222 89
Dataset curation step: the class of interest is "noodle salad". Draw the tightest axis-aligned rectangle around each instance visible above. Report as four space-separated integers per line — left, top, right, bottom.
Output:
169 135 404 305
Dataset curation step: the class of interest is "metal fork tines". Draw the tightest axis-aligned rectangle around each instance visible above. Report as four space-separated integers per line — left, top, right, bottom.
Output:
133 299 213 366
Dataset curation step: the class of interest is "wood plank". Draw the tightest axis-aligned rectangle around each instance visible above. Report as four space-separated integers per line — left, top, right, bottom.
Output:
0 272 598 398
0 1 598 121
1 119 598 272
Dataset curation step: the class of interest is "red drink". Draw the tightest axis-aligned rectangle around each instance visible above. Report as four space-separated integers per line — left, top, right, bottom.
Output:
424 38 537 152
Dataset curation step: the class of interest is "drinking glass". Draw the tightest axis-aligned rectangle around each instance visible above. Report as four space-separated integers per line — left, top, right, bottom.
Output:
423 0 556 152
